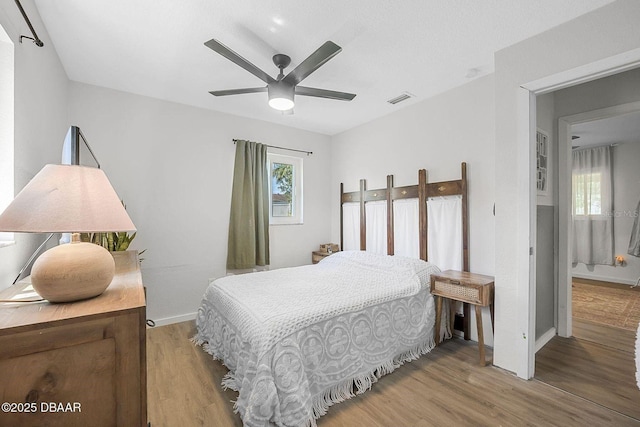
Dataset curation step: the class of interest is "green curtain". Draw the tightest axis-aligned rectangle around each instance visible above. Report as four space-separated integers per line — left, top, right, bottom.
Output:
226 140 270 269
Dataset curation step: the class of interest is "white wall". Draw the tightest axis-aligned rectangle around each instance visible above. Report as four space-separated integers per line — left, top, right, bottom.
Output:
494 0 640 376
535 93 557 341
554 68 640 118
0 0 69 289
67 82 332 323
331 74 496 344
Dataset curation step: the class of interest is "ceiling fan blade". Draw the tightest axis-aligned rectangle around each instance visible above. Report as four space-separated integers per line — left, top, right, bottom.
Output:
295 86 356 101
209 87 267 96
205 39 275 84
283 41 342 86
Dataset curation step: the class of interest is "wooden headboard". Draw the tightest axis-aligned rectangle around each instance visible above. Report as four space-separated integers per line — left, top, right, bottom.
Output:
339 162 469 271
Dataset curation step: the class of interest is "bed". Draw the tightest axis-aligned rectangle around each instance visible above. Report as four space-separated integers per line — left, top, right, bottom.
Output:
195 164 469 426
636 322 640 389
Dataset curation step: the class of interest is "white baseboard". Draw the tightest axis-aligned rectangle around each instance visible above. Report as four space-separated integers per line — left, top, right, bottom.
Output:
572 273 636 286
150 312 197 327
535 327 556 353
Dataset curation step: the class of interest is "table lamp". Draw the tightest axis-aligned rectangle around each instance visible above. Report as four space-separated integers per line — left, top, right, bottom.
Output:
0 164 136 302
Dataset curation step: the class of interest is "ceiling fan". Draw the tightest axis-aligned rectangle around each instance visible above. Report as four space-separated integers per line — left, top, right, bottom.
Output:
205 39 356 111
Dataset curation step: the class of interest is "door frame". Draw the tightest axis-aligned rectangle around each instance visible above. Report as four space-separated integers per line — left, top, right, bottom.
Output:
516 47 640 378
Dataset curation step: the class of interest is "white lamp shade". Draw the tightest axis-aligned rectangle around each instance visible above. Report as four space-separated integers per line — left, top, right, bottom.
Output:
0 164 135 233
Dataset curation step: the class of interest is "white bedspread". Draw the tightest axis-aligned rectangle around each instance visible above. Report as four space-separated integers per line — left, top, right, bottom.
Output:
194 251 440 426
636 322 640 389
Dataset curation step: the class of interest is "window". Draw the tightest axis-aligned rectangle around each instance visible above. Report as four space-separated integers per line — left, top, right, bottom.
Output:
0 24 14 247
268 153 303 225
573 172 602 216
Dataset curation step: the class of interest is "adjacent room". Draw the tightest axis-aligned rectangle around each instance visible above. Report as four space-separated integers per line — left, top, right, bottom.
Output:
1 1 639 426
534 69 640 420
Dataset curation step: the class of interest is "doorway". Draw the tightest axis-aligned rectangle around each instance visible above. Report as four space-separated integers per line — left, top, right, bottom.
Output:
558 100 640 336
533 77 640 419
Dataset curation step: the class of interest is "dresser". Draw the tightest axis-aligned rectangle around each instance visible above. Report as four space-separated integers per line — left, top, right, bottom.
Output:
0 251 147 426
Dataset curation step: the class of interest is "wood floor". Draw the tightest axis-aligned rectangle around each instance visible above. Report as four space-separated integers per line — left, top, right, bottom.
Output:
535 325 640 421
534 280 640 422
573 317 637 352
147 321 639 426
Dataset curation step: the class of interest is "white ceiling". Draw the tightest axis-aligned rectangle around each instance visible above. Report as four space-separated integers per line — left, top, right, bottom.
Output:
572 110 640 148
35 0 615 136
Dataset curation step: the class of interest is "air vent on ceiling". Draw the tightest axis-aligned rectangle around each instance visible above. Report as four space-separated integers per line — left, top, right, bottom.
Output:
387 92 414 105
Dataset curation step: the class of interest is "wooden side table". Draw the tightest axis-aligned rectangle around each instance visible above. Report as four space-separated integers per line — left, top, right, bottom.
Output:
431 270 495 366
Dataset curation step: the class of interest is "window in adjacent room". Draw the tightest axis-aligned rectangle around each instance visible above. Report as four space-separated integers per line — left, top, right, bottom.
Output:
268 153 303 225
0 24 14 247
573 171 602 216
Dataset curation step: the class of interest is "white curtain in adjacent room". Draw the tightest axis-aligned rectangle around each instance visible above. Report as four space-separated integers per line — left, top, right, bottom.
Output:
393 198 420 259
342 202 360 251
629 198 640 257
427 195 463 271
365 200 387 255
572 146 613 265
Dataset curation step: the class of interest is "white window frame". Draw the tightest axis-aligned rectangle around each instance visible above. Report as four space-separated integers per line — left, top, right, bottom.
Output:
267 152 303 225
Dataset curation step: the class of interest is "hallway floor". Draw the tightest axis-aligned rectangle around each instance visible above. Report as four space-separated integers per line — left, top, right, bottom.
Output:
535 279 640 421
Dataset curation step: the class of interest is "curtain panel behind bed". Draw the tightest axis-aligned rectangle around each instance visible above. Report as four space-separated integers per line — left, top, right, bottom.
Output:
342 199 422 258
394 198 420 258
427 195 463 271
342 202 360 251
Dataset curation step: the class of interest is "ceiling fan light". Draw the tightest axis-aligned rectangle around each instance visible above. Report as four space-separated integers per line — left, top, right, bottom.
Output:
269 97 294 111
268 83 295 111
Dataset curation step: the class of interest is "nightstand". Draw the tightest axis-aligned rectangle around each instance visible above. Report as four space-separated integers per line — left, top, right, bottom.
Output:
312 251 333 264
431 270 495 366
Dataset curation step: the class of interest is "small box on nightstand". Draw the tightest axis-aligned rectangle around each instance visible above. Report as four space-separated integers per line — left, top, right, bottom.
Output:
319 243 339 253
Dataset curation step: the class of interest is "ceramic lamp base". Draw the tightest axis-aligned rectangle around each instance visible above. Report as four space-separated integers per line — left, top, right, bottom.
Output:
31 241 115 303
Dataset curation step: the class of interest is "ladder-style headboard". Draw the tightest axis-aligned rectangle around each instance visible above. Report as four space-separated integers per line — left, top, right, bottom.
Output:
340 162 469 271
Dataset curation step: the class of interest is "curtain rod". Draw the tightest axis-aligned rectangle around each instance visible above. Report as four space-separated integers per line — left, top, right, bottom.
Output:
14 0 44 47
572 142 619 151
233 139 313 156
